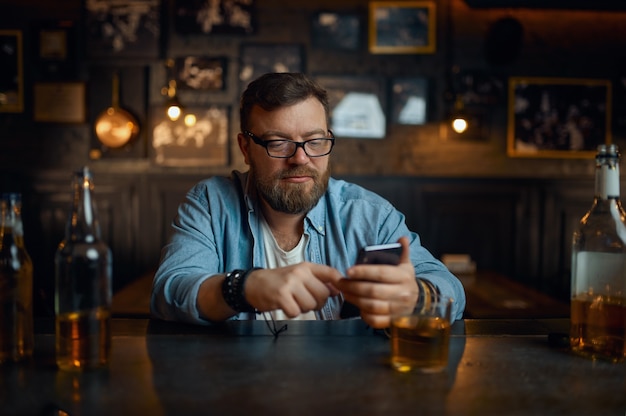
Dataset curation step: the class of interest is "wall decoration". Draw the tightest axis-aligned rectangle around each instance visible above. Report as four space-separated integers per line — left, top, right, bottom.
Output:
391 77 428 125
84 0 161 59
33 82 86 123
239 43 304 93
151 105 229 167
35 20 79 80
315 75 386 139
369 1 436 54
174 0 255 35
311 12 361 51
171 56 227 91
508 77 611 158
0 30 23 113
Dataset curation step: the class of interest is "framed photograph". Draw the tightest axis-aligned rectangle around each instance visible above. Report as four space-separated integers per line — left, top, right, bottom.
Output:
239 43 304 93
315 75 387 139
171 56 227 91
391 77 428 125
33 82 86 123
311 12 361 51
174 0 256 35
0 30 23 113
508 77 611 158
35 19 80 80
84 0 161 59
369 1 436 54
151 105 229 167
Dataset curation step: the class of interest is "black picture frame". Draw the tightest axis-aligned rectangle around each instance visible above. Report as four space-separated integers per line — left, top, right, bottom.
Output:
507 77 611 158
34 19 79 80
315 74 387 139
0 30 23 113
369 1 436 54
390 77 428 125
239 43 304 93
170 56 227 91
84 0 161 59
174 0 256 35
311 11 361 51
151 105 230 167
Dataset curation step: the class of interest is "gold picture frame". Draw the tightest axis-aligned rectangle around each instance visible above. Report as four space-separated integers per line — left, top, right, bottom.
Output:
0 30 23 113
507 77 611 159
368 1 436 54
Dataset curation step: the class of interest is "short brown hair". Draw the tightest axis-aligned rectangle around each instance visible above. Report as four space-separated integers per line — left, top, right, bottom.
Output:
239 72 330 132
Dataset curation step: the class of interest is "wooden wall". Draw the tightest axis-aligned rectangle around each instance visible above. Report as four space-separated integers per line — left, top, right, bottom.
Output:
1 0 625 315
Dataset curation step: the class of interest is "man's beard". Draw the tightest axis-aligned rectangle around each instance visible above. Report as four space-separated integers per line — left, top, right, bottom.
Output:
250 163 330 214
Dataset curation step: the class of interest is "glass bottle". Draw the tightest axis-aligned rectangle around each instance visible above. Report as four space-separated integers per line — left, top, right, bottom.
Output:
571 144 626 362
0 193 34 363
55 167 112 371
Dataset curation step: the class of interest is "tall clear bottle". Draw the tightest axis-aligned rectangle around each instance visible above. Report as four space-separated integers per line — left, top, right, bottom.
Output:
0 193 34 363
55 167 112 371
571 144 626 362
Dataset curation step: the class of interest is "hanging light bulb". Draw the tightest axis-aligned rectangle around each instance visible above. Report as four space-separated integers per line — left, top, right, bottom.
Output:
164 79 183 121
450 95 468 134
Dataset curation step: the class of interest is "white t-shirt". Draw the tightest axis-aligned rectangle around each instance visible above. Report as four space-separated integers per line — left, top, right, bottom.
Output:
256 215 317 320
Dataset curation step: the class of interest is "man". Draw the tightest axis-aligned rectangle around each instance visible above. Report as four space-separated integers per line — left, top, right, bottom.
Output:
151 72 465 329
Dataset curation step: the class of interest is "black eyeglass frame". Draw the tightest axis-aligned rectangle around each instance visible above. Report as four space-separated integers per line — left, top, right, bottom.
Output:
243 130 335 159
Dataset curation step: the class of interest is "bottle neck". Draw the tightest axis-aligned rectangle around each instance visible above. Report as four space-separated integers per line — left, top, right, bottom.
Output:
595 162 620 200
67 172 101 241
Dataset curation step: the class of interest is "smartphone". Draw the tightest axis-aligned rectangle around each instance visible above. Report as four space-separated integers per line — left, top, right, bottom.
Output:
355 243 402 265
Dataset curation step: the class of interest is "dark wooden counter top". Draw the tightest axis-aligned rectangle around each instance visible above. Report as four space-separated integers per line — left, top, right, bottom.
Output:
3 318 624 416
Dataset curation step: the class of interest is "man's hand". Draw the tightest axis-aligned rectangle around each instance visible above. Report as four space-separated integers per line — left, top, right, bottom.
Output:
336 236 418 329
244 263 343 318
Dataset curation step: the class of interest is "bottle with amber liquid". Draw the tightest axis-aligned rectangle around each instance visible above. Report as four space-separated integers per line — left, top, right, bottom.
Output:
571 144 626 362
55 167 112 371
0 193 34 363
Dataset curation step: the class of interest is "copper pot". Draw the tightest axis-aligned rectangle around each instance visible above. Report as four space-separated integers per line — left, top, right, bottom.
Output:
94 72 139 148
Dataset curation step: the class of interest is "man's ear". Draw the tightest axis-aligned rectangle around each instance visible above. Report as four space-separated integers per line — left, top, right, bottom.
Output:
237 133 251 165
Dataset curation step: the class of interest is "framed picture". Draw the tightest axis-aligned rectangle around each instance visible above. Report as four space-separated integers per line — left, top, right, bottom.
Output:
311 12 361 51
174 0 256 35
0 30 23 113
151 105 229 167
33 82 86 123
170 56 227 91
508 77 611 158
315 75 387 139
390 77 428 125
84 0 161 59
35 19 80 80
369 1 436 54
239 43 304 93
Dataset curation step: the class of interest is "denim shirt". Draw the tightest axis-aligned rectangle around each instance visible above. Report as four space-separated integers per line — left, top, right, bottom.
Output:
151 170 466 324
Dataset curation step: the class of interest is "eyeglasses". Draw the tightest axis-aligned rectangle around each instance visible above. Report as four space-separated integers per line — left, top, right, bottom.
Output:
244 130 335 159
262 311 288 339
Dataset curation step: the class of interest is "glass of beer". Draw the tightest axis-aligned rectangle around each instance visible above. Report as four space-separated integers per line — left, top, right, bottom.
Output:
389 293 453 373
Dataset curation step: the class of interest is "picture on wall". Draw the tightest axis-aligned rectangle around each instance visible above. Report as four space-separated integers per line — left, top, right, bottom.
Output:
507 77 611 158
311 12 361 51
84 0 161 59
174 0 256 35
390 77 428 125
315 75 386 139
369 1 436 54
151 106 229 167
239 43 304 93
171 56 227 91
0 30 23 113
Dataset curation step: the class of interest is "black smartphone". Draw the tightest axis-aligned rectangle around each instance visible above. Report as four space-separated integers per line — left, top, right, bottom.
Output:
355 243 402 265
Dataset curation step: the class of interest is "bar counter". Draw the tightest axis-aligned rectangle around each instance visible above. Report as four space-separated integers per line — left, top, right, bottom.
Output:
2 318 625 416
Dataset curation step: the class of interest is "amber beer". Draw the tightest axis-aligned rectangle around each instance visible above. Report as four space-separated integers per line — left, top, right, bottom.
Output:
55 307 111 371
570 295 626 362
389 294 453 373
391 315 451 373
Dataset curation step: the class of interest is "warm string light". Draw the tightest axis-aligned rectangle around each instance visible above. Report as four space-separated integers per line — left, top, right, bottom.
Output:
450 95 468 134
